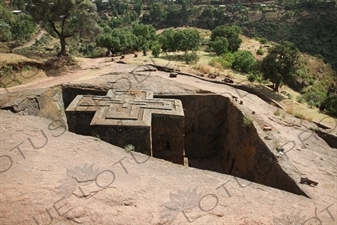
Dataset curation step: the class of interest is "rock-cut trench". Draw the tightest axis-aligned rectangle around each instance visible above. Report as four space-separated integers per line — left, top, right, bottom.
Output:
61 87 308 198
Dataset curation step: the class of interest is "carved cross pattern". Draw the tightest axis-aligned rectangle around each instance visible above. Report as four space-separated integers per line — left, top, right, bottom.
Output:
65 89 185 165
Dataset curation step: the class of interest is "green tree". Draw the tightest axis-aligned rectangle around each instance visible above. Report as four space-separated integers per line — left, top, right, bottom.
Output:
201 5 215 29
232 50 255 73
149 2 166 22
211 25 242 52
134 0 143 16
174 29 201 53
17 0 25 10
11 14 37 41
209 36 229 56
0 4 14 41
201 5 214 19
0 4 36 42
108 16 122 28
96 27 137 53
320 84 337 115
180 0 192 26
151 42 161 57
158 27 176 52
259 41 300 91
0 20 12 41
30 0 101 56
165 4 180 27
132 22 156 53
94 0 107 11
323 96 337 115
184 51 199 64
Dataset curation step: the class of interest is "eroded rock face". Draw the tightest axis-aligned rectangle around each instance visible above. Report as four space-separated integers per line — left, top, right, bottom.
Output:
0 86 67 127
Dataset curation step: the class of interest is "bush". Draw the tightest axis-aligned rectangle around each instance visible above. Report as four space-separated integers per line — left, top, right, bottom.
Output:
294 112 306 120
301 87 326 107
308 79 315 85
184 51 199 64
254 74 269 84
296 95 306 103
232 50 255 73
259 38 268 44
90 47 105 58
243 115 252 127
324 96 337 115
295 66 310 80
256 47 264 55
274 109 280 116
248 73 256 82
151 44 161 58
220 53 235 68
209 53 234 69
308 100 315 108
209 36 229 56
287 93 293 99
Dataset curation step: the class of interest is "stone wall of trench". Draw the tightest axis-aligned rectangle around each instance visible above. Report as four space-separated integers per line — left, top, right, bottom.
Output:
157 94 307 196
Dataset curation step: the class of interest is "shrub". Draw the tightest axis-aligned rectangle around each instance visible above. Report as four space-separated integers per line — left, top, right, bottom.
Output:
124 144 135 153
248 73 256 82
322 96 337 115
296 95 306 103
274 109 280 116
151 44 161 58
232 50 255 73
209 36 229 56
184 51 199 64
294 112 306 120
287 93 293 100
90 47 105 58
308 100 315 108
209 58 219 67
259 38 268 44
301 87 325 107
308 79 315 85
243 115 253 127
220 53 235 68
256 47 264 55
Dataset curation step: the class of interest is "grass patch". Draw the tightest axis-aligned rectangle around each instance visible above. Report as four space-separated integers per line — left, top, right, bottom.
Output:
294 112 306 120
243 115 253 127
273 109 281 116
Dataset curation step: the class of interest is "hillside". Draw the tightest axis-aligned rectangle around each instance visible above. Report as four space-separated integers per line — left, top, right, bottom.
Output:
243 8 337 71
1 2 337 224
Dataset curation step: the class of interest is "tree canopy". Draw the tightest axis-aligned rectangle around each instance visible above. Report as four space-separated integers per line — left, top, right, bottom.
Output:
210 25 242 52
173 29 201 53
0 4 37 42
96 27 136 53
259 41 300 91
158 28 176 52
159 28 201 53
96 23 157 55
209 36 229 56
232 50 255 73
30 0 101 56
132 22 156 53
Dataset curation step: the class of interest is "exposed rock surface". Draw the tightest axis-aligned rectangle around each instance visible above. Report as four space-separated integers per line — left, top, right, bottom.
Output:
1 110 336 225
1 58 336 224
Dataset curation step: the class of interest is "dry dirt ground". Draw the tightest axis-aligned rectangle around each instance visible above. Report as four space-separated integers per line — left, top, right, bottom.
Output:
0 55 336 225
